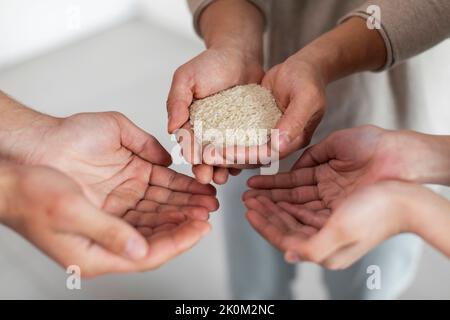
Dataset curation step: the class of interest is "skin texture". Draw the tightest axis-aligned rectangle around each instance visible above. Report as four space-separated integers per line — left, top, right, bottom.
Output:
167 0 264 184
262 17 386 155
169 3 387 183
0 92 219 277
15 112 219 218
244 126 450 269
245 126 403 211
0 164 212 277
245 125 450 210
244 181 450 270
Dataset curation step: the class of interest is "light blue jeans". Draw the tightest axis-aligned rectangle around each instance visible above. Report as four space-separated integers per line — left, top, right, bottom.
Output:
220 169 423 300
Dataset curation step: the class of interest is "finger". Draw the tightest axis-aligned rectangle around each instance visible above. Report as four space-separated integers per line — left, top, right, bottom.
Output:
246 210 287 251
292 136 336 169
42 233 139 278
178 122 201 165
261 64 290 108
102 177 148 216
150 165 216 195
192 164 214 184
320 243 366 270
152 223 180 234
123 210 187 228
245 197 290 233
256 196 299 228
229 168 242 176
302 200 328 211
113 113 172 166
167 69 193 133
281 200 328 211
213 167 229 185
244 197 272 216
204 142 262 169
136 220 211 270
275 94 325 155
277 201 329 229
145 186 219 212
257 196 318 237
222 144 272 167
135 199 210 220
243 185 319 203
291 223 353 264
247 167 316 189
70 200 149 261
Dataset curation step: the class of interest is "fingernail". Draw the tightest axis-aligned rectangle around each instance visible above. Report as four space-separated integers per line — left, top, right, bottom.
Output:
125 237 148 260
285 251 300 264
278 132 291 152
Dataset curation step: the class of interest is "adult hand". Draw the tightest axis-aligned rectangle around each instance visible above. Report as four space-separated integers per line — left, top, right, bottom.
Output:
243 125 402 267
0 164 212 277
14 112 219 220
166 0 264 185
168 47 263 184
261 57 326 158
258 17 387 158
244 125 415 211
244 181 417 270
244 125 450 268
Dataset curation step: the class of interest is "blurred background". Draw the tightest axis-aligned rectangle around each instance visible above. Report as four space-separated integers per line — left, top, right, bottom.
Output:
0 0 449 299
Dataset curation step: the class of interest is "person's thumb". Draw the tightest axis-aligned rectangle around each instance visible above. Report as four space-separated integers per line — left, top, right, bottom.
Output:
70 200 148 261
167 69 193 133
275 96 324 156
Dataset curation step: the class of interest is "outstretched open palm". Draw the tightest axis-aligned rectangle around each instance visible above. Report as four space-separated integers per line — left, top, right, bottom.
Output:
17 112 219 271
244 125 403 213
243 126 412 267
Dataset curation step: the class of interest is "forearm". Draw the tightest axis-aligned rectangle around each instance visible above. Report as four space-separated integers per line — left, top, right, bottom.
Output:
0 91 58 163
199 0 264 62
290 17 386 84
0 162 17 223
387 130 450 186
406 187 450 258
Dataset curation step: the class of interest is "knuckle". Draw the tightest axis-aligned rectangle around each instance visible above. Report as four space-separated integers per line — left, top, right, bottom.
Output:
173 66 184 78
301 247 319 263
101 224 126 249
48 193 78 220
107 111 125 121
305 86 326 110
172 66 189 85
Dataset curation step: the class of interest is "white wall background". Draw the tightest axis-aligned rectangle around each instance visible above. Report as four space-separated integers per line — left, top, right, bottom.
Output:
0 0 197 69
138 0 199 41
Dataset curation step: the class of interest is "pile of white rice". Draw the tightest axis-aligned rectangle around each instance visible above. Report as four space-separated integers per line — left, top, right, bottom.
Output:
189 84 281 146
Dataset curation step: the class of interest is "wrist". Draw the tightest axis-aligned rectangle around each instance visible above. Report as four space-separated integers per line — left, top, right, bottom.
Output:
377 182 427 235
200 0 263 65
0 163 18 223
0 92 60 163
401 184 449 235
208 44 262 69
382 130 450 185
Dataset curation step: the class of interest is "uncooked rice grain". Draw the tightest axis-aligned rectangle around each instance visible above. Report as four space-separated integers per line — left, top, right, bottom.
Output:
189 84 281 146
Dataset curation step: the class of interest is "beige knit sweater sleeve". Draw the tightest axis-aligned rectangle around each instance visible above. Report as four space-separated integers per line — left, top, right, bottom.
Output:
187 0 269 36
340 0 450 69
187 0 450 70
